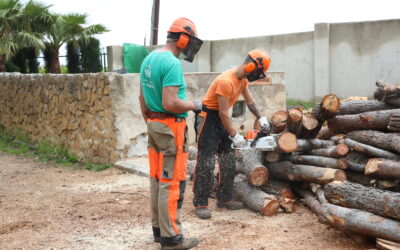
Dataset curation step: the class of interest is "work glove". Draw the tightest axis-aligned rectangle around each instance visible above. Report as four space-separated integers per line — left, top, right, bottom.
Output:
229 133 247 148
192 100 203 112
258 116 270 130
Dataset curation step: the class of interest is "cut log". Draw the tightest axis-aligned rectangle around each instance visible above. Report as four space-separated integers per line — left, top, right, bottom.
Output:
312 94 341 121
265 161 346 185
277 197 296 213
287 108 303 136
345 171 399 190
294 188 330 224
374 80 400 107
328 109 400 133
264 151 282 163
325 180 400 221
317 126 335 140
345 152 369 173
298 114 320 139
338 100 394 115
283 154 348 170
234 174 280 216
276 132 298 153
346 130 400 153
365 158 400 179
271 110 288 133
309 144 349 158
388 115 400 132
260 179 294 199
296 138 335 152
376 238 400 250
343 138 400 160
236 162 269 186
324 203 400 243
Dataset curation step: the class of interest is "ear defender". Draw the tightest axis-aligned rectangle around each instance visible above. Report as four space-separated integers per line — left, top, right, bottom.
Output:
244 61 256 73
176 33 190 49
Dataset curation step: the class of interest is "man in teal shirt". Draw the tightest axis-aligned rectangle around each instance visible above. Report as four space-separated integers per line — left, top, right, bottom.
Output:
139 17 202 250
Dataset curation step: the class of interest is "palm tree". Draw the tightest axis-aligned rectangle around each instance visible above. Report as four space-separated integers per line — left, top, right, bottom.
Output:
0 0 50 72
43 13 108 73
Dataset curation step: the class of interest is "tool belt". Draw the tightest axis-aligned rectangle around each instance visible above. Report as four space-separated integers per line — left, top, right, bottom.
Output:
146 110 182 120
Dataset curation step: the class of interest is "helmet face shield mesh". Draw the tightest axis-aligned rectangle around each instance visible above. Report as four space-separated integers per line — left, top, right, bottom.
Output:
246 67 266 82
182 35 203 62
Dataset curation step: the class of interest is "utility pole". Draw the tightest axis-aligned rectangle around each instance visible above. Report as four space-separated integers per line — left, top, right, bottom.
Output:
150 0 160 45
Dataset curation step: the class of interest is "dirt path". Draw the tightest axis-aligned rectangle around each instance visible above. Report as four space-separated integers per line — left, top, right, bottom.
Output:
0 152 362 250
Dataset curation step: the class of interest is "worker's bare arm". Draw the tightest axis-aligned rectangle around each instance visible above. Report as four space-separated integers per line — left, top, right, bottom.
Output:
242 87 262 119
218 95 236 137
162 86 195 113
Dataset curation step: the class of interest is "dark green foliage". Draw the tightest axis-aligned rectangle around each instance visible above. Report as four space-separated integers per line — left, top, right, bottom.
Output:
66 41 81 73
27 48 39 73
12 49 28 73
43 46 52 73
80 37 101 73
5 61 20 72
10 47 39 73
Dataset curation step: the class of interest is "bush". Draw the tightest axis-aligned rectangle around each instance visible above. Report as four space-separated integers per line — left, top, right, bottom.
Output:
5 61 20 72
66 41 81 73
80 37 102 73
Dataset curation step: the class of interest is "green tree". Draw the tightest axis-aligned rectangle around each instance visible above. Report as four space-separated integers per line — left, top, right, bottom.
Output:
66 41 81 73
42 13 107 73
0 0 50 72
80 37 101 73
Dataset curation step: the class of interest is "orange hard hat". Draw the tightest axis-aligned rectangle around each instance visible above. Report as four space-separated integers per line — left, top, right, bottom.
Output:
168 17 198 37
248 50 271 72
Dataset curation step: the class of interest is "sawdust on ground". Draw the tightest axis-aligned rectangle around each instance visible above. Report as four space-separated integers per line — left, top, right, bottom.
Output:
0 153 363 250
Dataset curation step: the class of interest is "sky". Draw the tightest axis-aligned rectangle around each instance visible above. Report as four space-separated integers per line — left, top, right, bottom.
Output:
31 0 400 52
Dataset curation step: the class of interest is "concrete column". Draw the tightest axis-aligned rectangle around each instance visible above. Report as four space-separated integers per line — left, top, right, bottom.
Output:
107 46 123 72
314 23 330 100
197 40 211 72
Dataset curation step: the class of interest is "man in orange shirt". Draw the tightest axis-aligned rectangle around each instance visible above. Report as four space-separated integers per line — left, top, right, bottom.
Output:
193 50 271 219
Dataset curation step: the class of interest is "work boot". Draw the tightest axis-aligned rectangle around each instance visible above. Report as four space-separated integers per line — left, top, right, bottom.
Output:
195 207 212 220
161 237 199 250
217 200 245 210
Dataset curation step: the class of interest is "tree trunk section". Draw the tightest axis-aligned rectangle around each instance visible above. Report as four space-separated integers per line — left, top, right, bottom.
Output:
287 108 303 136
324 203 400 243
339 100 394 115
310 144 349 158
328 109 400 133
271 110 288 133
294 188 330 224
365 158 400 179
234 174 280 216
276 132 298 153
345 152 369 173
376 238 400 250
264 151 282 163
298 114 320 139
312 94 341 121
317 126 335 140
283 154 348 170
343 138 400 160
345 171 399 190
260 179 294 199
325 181 400 221
236 162 268 186
296 138 335 152
374 80 400 107
50 47 61 73
347 130 400 153
388 115 400 132
265 161 346 184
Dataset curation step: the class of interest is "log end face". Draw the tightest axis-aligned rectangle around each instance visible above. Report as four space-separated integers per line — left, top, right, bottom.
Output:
338 159 349 170
249 167 269 186
336 144 350 157
365 158 380 175
334 170 347 182
262 199 280 216
278 132 298 153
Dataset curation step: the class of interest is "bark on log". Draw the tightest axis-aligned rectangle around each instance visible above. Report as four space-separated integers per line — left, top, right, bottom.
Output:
374 80 400 107
298 114 320 139
271 110 288 133
343 138 400 160
264 151 282 163
310 144 349 158
277 132 298 153
345 171 399 190
388 115 400 132
287 108 303 136
317 126 335 140
296 138 335 152
324 203 400 243
345 152 369 173
265 161 346 185
328 109 400 133
312 94 341 121
234 174 280 216
283 154 348 170
338 100 394 115
277 197 296 213
260 179 294 199
365 158 400 179
294 188 330 224
236 161 269 186
325 181 400 221
346 130 400 154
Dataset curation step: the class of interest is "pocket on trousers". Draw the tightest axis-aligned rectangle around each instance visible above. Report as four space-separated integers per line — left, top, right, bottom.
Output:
161 154 176 180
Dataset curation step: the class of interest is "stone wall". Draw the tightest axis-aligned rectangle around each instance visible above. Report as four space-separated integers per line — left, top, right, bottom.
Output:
0 72 285 163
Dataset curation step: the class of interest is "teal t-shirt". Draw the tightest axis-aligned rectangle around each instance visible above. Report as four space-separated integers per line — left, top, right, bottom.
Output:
140 51 187 118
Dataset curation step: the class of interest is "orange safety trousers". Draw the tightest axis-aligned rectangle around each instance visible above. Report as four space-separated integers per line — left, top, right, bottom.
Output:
147 117 188 244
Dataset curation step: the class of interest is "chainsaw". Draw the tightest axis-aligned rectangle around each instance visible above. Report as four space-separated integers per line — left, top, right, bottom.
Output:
231 124 278 151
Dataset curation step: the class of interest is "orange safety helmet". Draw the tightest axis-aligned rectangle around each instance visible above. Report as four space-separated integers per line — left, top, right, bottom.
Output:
244 50 271 73
168 17 198 49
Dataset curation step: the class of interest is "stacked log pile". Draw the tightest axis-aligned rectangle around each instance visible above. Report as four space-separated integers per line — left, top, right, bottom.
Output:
262 80 400 247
